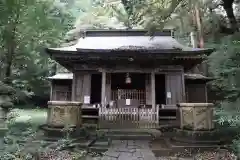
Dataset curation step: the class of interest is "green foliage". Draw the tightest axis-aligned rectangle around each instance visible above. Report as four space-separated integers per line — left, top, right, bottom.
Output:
0 110 87 160
208 33 240 102
0 0 74 104
207 33 240 156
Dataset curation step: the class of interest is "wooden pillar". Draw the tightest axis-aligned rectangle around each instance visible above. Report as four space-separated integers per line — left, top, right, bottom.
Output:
50 81 53 101
106 73 111 104
205 84 208 103
181 72 186 102
71 73 76 101
101 70 106 106
145 74 152 105
151 71 156 110
82 74 91 104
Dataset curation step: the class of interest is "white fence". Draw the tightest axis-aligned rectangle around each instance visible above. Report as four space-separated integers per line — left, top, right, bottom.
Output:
98 106 159 129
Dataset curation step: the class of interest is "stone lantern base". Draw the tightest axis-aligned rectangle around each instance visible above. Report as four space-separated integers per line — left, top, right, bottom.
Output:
172 128 222 145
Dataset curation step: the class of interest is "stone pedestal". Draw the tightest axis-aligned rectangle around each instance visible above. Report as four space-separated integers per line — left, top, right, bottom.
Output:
177 103 214 131
40 101 82 138
47 101 82 127
173 103 218 144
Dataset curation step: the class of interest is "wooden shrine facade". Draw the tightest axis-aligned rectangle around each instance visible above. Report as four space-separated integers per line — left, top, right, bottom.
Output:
46 29 214 109
45 29 214 128
48 71 212 107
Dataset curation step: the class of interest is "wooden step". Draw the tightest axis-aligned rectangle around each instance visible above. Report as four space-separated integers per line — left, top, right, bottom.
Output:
159 116 176 120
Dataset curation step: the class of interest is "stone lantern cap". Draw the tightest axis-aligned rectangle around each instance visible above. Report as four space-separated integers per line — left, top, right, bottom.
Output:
48 101 82 106
177 103 214 108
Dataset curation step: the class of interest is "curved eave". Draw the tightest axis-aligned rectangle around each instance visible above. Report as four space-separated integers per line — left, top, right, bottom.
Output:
185 75 215 83
46 48 215 57
185 77 215 82
76 48 215 56
47 73 73 80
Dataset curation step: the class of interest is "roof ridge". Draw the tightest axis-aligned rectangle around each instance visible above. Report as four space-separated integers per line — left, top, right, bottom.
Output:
79 29 173 37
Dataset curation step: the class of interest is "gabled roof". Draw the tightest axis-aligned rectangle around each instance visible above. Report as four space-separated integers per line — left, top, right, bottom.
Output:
49 36 192 52
46 30 214 54
45 30 215 72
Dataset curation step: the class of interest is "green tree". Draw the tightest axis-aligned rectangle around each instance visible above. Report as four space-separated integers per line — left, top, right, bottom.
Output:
0 0 74 104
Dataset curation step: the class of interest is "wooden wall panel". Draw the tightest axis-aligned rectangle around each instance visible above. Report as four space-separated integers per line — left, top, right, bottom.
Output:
165 72 185 104
186 84 207 103
74 73 92 103
52 85 71 101
83 74 91 98
75 73 84 102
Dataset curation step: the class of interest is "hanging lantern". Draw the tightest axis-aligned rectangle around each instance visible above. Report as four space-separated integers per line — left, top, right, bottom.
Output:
125 73 131 84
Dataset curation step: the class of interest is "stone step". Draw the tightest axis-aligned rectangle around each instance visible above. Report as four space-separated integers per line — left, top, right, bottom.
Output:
151 138 172 157
87 139 111 153
172 137 222 145
152 138 223 157
106 134 153 140
68 139 95 148
98 129 159 140
98 129 158 134
88 146 109 153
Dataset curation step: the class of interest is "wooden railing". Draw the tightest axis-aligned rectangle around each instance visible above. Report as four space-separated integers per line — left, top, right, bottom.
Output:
111 89 146 105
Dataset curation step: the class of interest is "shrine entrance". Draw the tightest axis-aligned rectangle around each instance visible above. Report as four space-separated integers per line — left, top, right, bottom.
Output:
99 72 159 129
111 73 146 107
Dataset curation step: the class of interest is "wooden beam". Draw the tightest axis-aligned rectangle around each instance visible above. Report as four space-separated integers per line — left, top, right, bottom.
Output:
73 64 184 73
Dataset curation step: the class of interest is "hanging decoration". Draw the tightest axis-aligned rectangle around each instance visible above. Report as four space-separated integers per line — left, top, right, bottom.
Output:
125 73 131 84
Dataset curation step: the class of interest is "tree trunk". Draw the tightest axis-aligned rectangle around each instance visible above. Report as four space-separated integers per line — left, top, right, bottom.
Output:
4 9 20 84
5 46 14 84
4 28 16 84
223 0 239 32
195 6 204 48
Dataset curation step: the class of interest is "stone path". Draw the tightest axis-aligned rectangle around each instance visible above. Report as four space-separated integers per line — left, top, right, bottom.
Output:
101 140 157 160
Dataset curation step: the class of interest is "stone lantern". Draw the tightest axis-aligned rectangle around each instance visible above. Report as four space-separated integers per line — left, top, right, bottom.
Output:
0 81 15 132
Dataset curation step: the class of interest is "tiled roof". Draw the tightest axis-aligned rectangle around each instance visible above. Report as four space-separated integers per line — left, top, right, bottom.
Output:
47 30 213 53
